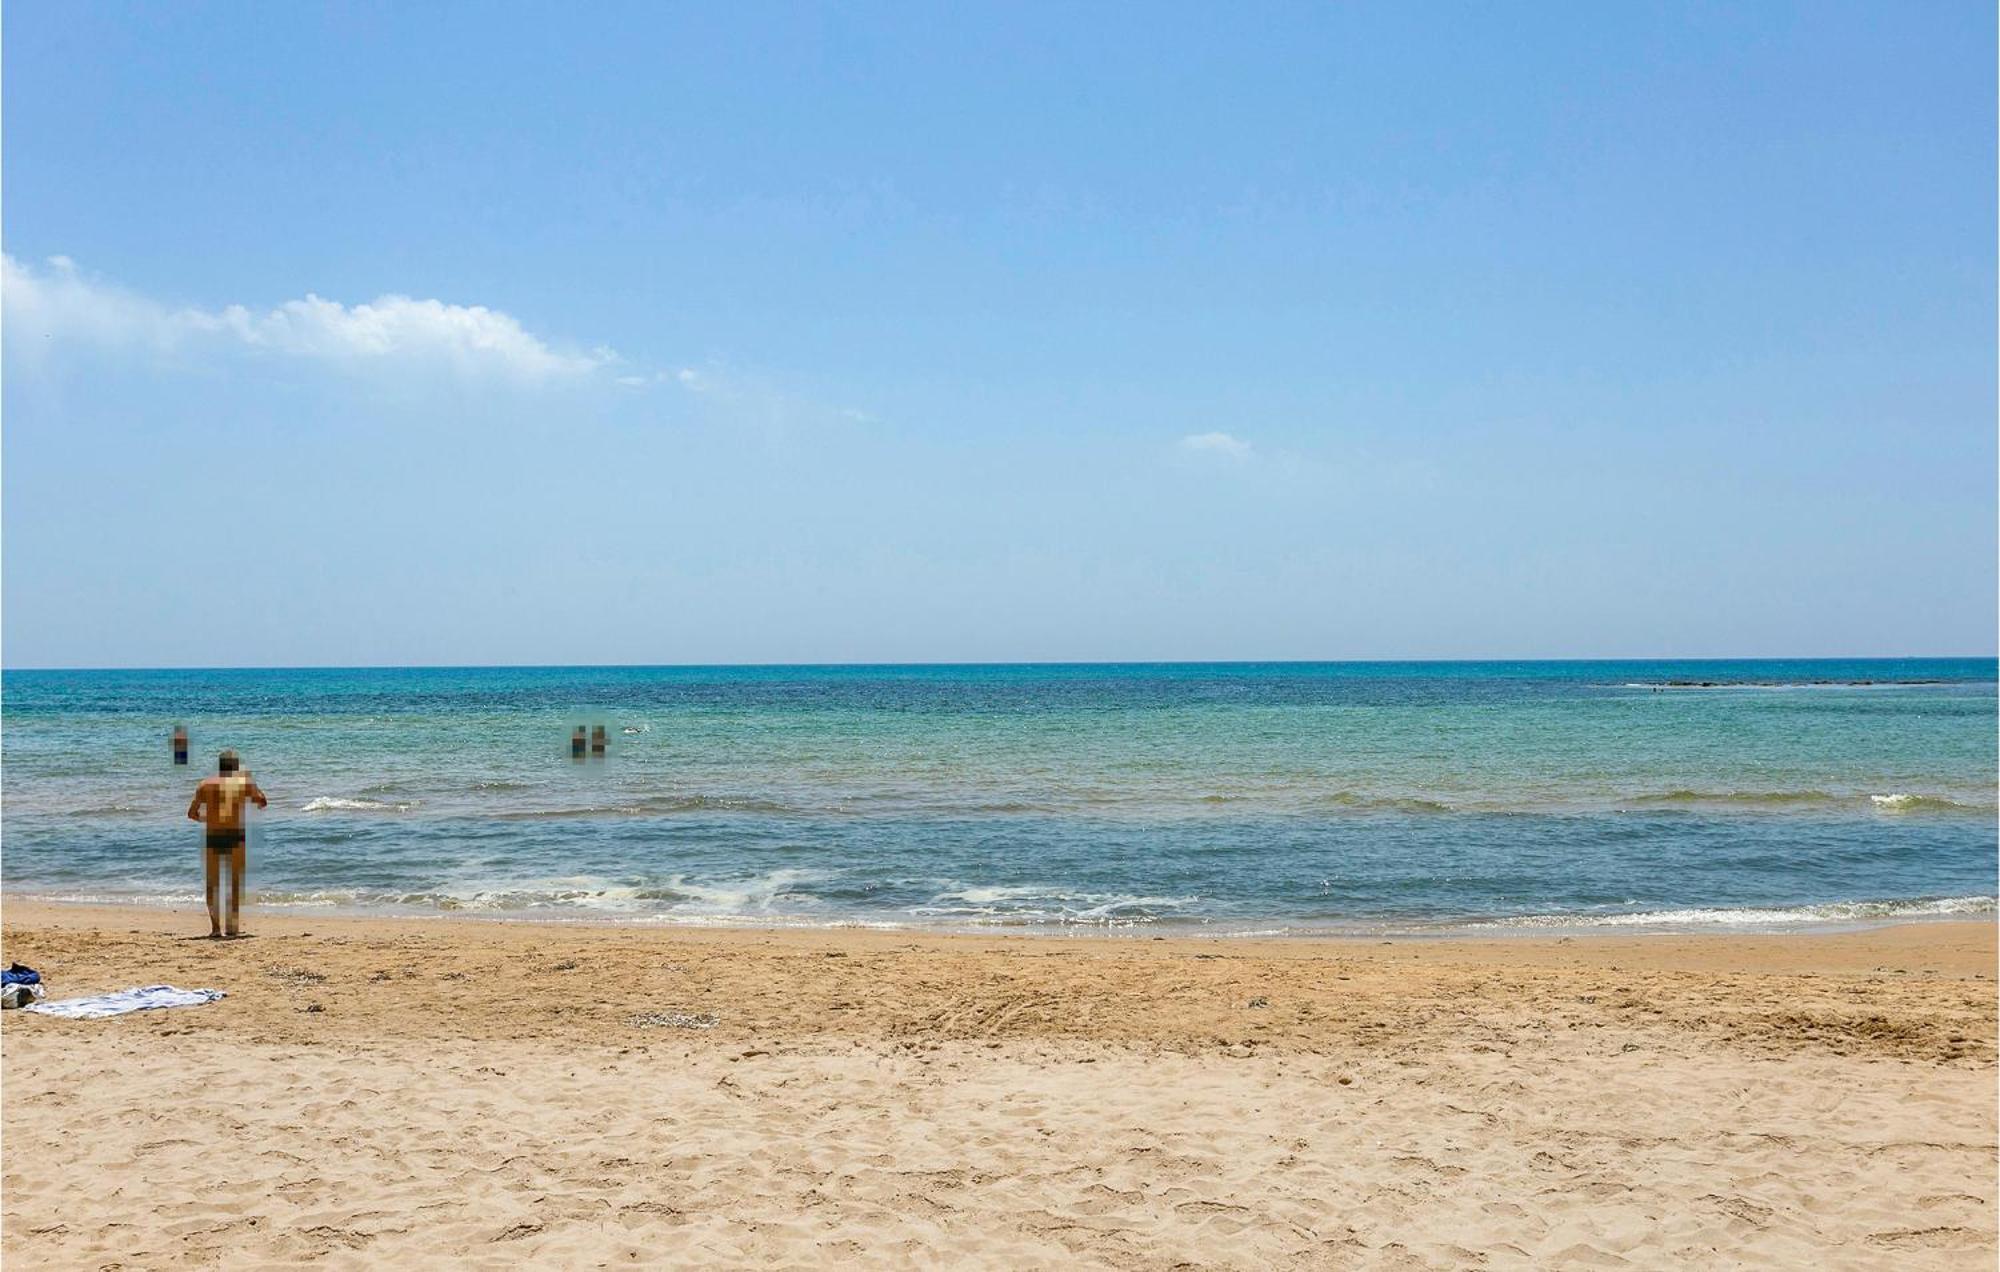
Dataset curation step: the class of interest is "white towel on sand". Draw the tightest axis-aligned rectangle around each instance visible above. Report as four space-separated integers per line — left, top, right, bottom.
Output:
23 985 225 1020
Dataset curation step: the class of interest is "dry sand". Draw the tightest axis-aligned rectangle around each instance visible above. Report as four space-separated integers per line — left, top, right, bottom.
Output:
1 901 1994 1269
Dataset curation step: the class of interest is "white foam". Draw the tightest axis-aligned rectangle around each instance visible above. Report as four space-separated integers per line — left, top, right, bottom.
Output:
914 886 1200 926
1867 793 1981 812
301 796 416 813
1469 896 1995 931
652 868 823 913
1067 895 1199 921
930 885 1055 906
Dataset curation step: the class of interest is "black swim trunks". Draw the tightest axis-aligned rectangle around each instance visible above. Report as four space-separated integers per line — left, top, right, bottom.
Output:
205 828 245 854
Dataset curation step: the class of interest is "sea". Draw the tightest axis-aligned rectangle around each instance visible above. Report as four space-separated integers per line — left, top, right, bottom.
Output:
2 660 1994 935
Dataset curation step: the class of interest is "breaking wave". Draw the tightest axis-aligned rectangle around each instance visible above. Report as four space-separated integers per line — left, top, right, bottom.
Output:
248 868 832 918
1869 793 1984 813
1470 895 1995 930
1623 789 1989 814
301 796 417 813
914 885 1200 926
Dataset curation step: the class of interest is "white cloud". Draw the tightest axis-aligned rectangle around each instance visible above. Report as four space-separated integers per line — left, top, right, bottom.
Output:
2 253 611 380
1178 431 1253 458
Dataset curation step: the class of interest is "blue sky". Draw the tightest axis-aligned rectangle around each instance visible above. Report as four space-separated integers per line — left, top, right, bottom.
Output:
4 2 1993 666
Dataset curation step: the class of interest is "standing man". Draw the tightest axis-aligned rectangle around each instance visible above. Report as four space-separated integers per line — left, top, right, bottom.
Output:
186 750 268 938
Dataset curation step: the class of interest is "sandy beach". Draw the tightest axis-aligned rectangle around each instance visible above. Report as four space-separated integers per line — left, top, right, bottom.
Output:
1 903 1993 1269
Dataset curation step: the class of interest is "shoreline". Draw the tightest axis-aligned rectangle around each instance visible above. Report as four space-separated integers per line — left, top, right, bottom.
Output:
4 890 1993 942
5 901 1994 1267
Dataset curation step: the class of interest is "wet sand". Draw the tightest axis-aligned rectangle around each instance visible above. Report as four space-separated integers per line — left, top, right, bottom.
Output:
2 902 1994 1268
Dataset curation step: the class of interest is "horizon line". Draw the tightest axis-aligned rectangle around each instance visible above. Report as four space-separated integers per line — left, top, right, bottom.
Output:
5 654 1996 674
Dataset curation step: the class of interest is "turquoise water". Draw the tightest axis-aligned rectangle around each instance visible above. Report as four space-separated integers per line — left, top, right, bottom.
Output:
2 660 1994 932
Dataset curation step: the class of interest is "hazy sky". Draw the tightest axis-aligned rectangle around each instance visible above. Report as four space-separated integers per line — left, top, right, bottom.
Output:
4 2 1993 666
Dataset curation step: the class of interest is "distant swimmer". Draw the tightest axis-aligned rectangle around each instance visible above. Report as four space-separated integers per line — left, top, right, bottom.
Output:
571 726 587 759
186 749 268 939
172 725 189 765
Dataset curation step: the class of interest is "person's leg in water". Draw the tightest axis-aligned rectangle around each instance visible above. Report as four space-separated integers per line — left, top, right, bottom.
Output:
226 840 247 937
204 840 224 938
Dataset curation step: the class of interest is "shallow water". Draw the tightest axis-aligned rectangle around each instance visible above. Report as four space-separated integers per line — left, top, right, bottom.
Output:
3 660 1994 931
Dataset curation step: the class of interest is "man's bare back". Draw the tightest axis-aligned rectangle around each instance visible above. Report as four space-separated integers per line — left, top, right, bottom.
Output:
187 750 267 938
188 772 265 830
